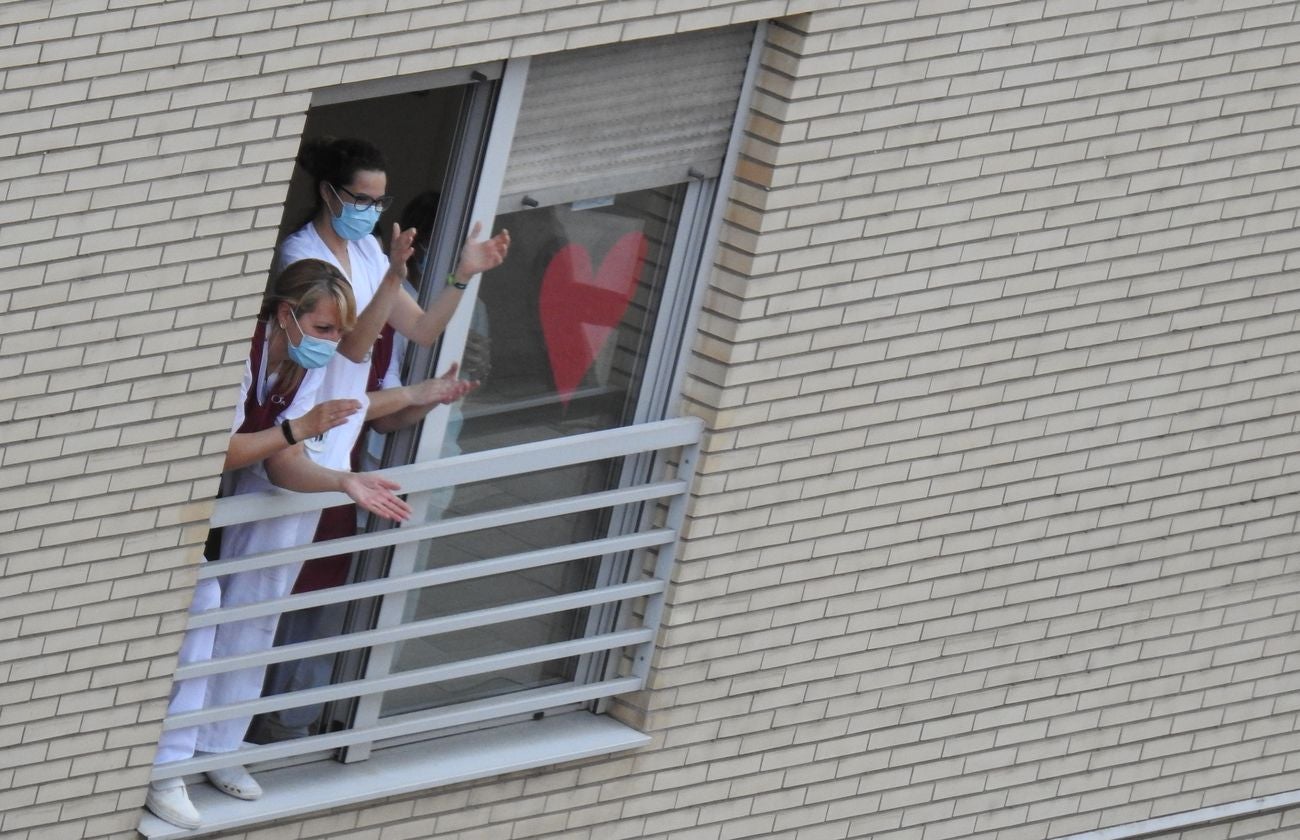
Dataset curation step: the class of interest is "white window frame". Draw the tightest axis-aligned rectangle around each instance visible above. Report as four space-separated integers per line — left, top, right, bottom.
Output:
342 58 529 753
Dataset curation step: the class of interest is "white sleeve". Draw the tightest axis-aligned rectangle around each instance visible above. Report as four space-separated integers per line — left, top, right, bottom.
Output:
348 235 389 311
273 239 299 277
274 225 332 275
377 282 415 391
379 332 405 390
276 367 325 424
229 359 253 436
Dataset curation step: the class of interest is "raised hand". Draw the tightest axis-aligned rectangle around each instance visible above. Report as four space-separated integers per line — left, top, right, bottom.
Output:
453 221 510 282
340 473 412 522
408 361 478 408
387 222 418 282
294 399 362 440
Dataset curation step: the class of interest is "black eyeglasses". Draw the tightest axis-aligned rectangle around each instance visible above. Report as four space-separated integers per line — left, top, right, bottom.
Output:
332 183 395 212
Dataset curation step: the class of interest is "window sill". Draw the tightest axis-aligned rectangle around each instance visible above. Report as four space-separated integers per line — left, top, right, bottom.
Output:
138 712 650 839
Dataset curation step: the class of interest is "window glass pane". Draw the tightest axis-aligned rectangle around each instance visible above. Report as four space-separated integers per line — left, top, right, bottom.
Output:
462 184 687 452
379 184 688 717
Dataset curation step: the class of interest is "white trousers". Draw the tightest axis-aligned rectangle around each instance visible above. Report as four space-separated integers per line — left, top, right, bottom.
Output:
153 576 222 766
193 510 318 754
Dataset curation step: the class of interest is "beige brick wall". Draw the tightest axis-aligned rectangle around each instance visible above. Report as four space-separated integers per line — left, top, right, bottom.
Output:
668 4 1300 840
0 2 822 837
3 1 1300 839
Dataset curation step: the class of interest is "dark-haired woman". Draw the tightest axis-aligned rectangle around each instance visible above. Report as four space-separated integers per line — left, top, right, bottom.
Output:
274 137 509 482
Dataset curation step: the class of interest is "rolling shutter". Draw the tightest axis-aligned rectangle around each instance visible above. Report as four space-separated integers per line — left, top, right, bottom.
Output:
498 25 754 212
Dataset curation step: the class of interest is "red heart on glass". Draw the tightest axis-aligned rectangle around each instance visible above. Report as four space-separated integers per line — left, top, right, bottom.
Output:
538 232 647 405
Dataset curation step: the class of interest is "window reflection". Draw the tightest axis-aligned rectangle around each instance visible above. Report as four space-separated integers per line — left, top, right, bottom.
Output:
462 185 685 449
381 185 688 717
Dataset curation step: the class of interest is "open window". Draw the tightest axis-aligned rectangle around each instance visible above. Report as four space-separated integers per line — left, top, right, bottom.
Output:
145 24 757 837
344 26 754 749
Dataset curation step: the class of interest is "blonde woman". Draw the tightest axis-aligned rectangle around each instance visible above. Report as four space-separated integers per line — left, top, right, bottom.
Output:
147 259 410 829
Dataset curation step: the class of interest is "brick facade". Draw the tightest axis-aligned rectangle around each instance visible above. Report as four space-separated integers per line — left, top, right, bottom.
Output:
3 1 1299 838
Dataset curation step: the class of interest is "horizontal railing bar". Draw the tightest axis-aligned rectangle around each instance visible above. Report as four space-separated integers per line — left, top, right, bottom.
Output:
176 578 665 680
166 628 655 729
189 529 675 628
154 417 704 779
201 479 685 579
152 677 643 779
213 416 704 527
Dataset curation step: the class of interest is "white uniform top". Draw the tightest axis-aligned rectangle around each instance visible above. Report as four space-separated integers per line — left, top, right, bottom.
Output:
379 322 405 393
275 223 388 471
225 335 326 499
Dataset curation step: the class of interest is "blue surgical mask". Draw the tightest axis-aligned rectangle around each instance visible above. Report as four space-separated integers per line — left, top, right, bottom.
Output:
286 309 340 369
328 186 381 241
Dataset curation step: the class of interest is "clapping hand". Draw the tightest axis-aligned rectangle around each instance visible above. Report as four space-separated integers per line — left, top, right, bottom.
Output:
387 223 418 282
409 362 478 408
453 222 510 283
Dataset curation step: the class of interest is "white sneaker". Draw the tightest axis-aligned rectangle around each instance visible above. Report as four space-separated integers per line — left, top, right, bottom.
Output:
145 781 201 829
206 764 262 800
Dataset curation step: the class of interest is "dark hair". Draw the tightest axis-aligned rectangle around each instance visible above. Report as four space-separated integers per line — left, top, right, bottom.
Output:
398 189 440 232
296 136 386 194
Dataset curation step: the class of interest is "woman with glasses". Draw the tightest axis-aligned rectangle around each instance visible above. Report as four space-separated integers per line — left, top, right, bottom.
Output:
273 137 509 501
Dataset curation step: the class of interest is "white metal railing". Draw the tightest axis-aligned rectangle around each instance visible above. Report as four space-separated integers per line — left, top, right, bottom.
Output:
152 416 702 781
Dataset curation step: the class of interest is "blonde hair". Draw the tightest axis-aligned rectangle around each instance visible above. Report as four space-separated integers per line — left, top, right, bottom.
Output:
261 259 357 396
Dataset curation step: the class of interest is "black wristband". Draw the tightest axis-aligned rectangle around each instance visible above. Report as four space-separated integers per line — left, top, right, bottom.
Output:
281 418 297 445
447 273 469 290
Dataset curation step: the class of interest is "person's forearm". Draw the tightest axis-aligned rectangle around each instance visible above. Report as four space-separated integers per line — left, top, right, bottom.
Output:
399 286 463 347
264 447 411 524
338 273 401 362
367 383 443 434
365 385 416 423
370 401 435 433
225 422 299 472
390 223 508 346
264 446 347 495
